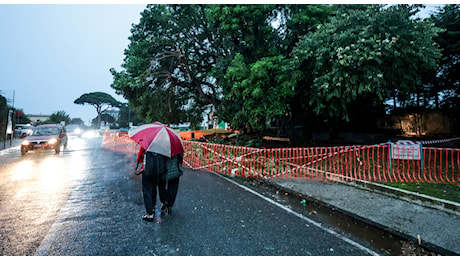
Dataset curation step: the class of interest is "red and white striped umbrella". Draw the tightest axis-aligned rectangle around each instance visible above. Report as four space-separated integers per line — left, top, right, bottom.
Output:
128 122 184 158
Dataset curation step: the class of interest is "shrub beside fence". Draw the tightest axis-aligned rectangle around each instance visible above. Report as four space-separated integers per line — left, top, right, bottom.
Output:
102 131 460 184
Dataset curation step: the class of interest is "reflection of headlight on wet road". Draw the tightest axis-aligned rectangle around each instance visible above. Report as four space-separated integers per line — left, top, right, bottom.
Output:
70 137 85 150
10 160 34 182
82 131 98 138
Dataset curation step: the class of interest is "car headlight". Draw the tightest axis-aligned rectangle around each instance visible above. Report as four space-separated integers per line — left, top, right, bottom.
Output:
21 140 30 146
75 129 81 134
48 138 58 144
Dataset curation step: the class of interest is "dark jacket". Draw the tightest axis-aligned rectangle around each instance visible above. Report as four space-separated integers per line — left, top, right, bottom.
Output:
163 153 183 180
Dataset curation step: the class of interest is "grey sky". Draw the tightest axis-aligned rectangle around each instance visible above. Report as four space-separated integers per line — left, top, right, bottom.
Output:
0 4 145 125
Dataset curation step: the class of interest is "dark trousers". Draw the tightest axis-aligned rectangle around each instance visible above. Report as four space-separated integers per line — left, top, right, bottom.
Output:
142 174 164 215
159 177 180 208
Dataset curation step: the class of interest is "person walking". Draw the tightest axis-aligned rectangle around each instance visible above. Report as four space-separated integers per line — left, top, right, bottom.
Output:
159 153 184 215
136 146 167 222
129 122 185 221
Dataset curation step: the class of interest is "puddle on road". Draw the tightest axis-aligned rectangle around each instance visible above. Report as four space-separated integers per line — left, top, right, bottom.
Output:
235 178 439 256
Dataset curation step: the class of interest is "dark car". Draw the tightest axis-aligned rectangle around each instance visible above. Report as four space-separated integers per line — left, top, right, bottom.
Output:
21 124 68 155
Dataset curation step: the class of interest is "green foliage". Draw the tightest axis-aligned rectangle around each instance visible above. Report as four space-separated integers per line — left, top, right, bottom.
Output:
45 110 71 125
111 4 222 125
111 4 450 135
74 92 120 108
117 103 144 128
0 95 6 107
70 118 84 126
292 5 443 121
222 54 297 131
74 92 121 128
11 110 31 124
433 5 460 114
0 95 7 139
99 113 115 123
205 5 279 63
384 182 460 203
277 4 334 54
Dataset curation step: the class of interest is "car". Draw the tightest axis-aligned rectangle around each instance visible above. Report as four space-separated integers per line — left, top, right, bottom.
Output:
21 124 68 155
66 124 82 137
14 124 34 138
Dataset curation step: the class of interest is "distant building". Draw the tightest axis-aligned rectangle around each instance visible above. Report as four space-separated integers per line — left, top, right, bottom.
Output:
27 114 51 125
170 123 191 131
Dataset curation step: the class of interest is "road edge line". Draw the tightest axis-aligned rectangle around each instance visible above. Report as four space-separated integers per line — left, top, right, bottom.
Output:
214 173 379 256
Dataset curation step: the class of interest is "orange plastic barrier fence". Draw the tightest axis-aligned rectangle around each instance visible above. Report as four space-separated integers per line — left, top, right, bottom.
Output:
102 132 460 184
102 131 140 154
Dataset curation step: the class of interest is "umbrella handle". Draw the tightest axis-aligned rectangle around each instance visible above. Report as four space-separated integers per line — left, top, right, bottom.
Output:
134 163 144 175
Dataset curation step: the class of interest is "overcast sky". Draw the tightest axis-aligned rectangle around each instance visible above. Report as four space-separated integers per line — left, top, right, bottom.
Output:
0 4 146 125
0 3 447 126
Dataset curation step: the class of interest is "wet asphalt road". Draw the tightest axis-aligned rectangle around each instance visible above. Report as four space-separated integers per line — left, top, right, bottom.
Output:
0 136 377 256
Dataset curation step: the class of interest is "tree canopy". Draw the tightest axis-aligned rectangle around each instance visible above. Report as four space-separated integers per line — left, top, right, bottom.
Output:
111 4 456 137
292 5 442 121
44 110 71 125
433 4 460 114
74 92 121 128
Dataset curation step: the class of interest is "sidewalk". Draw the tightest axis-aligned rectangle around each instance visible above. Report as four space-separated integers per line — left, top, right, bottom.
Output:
1 137 21 151
268 178 460 255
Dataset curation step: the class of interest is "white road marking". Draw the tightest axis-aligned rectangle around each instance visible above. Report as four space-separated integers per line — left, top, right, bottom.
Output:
215 173 379 256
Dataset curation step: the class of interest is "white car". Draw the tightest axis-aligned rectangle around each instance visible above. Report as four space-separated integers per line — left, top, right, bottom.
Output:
14 124 34 138
66 124 82 137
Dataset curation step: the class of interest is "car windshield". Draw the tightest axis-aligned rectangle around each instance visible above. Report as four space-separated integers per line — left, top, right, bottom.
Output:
32 127 59 136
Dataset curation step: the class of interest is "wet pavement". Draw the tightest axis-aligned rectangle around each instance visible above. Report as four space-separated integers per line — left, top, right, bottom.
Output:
267 178 460 255
1 137 459 255
1 137 378 256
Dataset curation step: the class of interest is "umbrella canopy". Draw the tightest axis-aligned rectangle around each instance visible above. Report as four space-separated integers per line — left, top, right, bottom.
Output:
128 122 184 158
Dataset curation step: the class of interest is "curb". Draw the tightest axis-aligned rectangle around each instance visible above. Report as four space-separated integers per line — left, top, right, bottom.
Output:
1 138 22 150
0 139 21 155
264 179 458 256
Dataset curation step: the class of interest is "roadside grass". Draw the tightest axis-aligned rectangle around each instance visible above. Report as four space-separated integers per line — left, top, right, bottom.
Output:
382 182 460 204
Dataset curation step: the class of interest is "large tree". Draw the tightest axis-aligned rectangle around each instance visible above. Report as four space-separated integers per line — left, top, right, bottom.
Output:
221 53 298 131
111 4 285 127
111 4 446 136
74 92 121 128
215 5 333 132
111 5 224 125
430 4 460 134
433 5 460 109
292 5 443 122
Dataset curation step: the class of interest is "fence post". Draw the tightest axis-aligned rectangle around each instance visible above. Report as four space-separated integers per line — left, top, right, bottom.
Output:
388 141 393 177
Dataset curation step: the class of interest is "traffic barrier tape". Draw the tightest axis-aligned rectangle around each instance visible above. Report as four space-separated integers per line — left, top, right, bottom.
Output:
102 132 460 184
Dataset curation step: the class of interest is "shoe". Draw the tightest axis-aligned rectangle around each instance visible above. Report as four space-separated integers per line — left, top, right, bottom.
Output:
142 214 155 222
161 204 171 215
